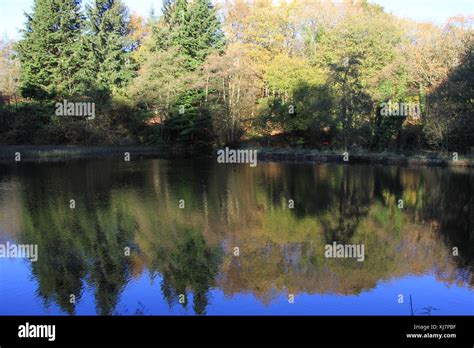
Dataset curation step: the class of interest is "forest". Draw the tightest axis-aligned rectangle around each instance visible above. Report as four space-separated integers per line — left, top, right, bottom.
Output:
0 0 473 154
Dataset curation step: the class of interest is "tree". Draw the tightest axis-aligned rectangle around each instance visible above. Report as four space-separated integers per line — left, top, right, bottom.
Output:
0 39 20 105
257 53 329 140
424 39 474 151
185 0 225 67
86 0 135 95
314 3 403 149
128 48 190 139
150 0 224 70
16 0 87 98
200 43 262 144
130 0 226 149
409 16 474 151
224 0 295 75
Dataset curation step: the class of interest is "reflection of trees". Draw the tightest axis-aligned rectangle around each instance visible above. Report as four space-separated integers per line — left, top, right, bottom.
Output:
320 167 370 243
420 170 474 283
0 165 23 238
88 212 133 315
20 194 134 315
211 163 473 299
9 158 473 314
153 229 222 315
17 161 136 315
19 187 87 315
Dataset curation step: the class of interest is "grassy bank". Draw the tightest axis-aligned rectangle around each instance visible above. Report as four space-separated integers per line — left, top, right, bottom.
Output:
0 145 169 162
254 148 474 168
1 145 473 168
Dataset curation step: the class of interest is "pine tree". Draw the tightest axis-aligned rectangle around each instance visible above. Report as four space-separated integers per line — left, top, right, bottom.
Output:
185 0 225 68
17 0 86 98
150 0 188 53
86 0 134 94
135 0 225 147
153 0 224 70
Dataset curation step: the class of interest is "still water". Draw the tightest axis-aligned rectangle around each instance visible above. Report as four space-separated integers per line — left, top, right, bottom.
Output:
0 159 473 315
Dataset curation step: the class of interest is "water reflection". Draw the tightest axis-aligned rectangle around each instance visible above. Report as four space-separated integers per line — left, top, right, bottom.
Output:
0 159 472 315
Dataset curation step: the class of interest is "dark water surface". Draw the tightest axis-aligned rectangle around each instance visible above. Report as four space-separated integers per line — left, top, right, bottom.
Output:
0 159 473 315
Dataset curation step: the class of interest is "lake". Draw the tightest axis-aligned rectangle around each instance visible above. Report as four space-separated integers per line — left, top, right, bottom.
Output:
0 158 473 315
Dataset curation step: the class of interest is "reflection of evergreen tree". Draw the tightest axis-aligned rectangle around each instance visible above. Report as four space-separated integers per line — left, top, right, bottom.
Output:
155 229 222 315
88 211 133 315
20 188 87 315
17 161 136 315
33 238 86 315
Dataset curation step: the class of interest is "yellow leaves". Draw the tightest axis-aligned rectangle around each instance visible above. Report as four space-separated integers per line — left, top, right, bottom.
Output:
265 53 324 96
201 42 263 118
0 39 20 102
224 0 295 57
260 207 321 244
405 18 472 92
128 12 149 45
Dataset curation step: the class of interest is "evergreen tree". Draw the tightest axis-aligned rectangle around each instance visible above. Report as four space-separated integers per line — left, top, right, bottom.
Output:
136 0 225 148
154 0 224 69
149 0 188 54
86 0 134 95
17 0 87 99
185 0 225 67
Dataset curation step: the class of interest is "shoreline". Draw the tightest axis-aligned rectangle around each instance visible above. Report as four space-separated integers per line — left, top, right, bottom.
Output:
0 145 169 162
256 148 474 168
0 145 473 168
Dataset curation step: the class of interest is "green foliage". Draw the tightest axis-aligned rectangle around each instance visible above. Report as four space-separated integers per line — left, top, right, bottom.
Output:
86 0 135 94
424 41 474 152
2 0 472 153
150 0 224 70
16 0 88 98
165 90 215 151
0 101 53 144
129 0 225 150
0 99 151 145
